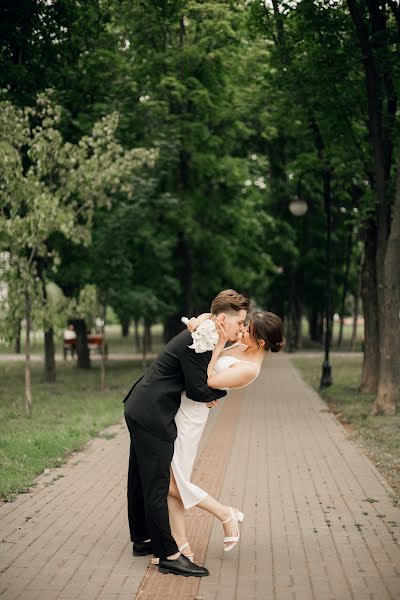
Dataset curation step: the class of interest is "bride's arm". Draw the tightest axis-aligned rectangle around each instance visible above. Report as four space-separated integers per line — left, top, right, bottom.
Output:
207 340 225 378
208 363 258 389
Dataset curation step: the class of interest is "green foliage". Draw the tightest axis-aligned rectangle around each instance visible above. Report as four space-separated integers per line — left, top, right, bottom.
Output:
1 0 398 340
112 0 284 316
0 91 153 342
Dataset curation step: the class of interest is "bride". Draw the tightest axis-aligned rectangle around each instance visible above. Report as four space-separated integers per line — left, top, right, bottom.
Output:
153 310 285 564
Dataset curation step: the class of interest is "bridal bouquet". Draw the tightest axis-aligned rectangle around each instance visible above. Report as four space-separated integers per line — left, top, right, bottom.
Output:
181 317 219 353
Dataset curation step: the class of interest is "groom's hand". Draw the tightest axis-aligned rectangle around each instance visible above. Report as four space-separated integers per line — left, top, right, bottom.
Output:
206 400 218 408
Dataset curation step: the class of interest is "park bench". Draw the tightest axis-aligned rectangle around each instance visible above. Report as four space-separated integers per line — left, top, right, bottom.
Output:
63 334 109 359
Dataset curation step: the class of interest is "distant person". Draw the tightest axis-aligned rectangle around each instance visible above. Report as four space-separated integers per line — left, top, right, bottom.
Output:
63 324 76 359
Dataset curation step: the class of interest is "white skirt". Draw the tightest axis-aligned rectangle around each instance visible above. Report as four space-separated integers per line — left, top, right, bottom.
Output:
171 392 209 509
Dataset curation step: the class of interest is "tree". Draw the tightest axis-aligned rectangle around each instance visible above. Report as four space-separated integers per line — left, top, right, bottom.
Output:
116 0 280 337
0 91 153 408
246 0 364 352
347 0 399 413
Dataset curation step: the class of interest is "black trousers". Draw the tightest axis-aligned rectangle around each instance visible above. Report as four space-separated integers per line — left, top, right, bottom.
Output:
124 413 179 559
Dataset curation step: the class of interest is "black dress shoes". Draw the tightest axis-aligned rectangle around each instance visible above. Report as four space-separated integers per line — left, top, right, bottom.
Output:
158 555 209 577
132 540 153 556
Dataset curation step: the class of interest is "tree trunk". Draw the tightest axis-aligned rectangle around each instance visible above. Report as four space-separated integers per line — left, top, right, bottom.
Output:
309 308 323 343
142 318 148 369
360 224 379 392
317 312 324 344
287 290 302 351
347 0 398 409
351 261 362 352
284 313 290 350
42 286 56 382
100 305 106 390
372 158 400 414
337 229 353 348
134 318 141 352
38 261 56 382
121 318 130 338
163 314 185 343
309 308 317 342
286 266 295 352
293 295 302 350
267 133 288 216
44 328 56 382
71 319 91 369
24 292 32 415
176 231 194 333
15 320 21 353
350 302 360 352
319 161 334 388
144 318 152 352
307 105 334 388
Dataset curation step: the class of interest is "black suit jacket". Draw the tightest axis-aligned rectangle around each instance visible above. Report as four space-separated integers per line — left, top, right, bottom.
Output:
123 329 227 441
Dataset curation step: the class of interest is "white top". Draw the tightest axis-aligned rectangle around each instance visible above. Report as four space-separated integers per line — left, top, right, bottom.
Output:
63 330 76 340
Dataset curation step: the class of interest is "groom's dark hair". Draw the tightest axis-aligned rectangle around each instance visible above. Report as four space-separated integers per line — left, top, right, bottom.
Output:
210 289 250 315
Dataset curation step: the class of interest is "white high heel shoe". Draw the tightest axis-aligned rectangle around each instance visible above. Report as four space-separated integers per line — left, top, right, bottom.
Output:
222 507 244 552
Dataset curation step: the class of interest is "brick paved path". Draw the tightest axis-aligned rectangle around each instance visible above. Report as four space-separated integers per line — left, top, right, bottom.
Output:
198 355 400 600
0 421 149 600
1 353 400 600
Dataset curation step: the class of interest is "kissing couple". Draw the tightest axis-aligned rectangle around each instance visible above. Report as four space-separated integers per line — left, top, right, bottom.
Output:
123 289 285 577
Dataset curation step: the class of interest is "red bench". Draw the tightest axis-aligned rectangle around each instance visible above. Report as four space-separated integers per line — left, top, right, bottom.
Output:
63 334 108 359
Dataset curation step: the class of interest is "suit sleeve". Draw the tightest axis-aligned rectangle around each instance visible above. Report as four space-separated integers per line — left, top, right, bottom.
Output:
179 347 227 403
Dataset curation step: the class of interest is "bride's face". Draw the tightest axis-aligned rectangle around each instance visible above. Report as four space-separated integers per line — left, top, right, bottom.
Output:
242 323 265 350
241 326 254 347
217 309 247 342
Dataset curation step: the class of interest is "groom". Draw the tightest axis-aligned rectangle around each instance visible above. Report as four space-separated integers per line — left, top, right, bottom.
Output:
123 289 249 577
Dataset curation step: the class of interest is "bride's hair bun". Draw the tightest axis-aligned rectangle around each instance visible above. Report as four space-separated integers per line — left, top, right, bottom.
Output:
270 338 286 353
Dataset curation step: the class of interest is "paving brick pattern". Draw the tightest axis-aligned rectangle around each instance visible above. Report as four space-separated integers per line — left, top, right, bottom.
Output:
1 353 400 600
198 354 400 600
0 422 149 600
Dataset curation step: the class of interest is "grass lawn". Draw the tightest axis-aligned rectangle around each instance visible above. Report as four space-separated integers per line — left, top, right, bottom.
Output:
0 359 143 502
291 354 400 507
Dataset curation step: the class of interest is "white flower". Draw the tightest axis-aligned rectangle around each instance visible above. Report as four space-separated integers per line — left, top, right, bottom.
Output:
185 318 219 353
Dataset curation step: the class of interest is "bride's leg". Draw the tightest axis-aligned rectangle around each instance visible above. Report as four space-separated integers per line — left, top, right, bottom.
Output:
196 495 240 550
167 496 186 548
196 494 227 520
167 471 193 557
168 471 240 551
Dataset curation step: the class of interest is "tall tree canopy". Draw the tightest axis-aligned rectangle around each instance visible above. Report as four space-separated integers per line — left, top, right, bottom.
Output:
0 0 399 412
